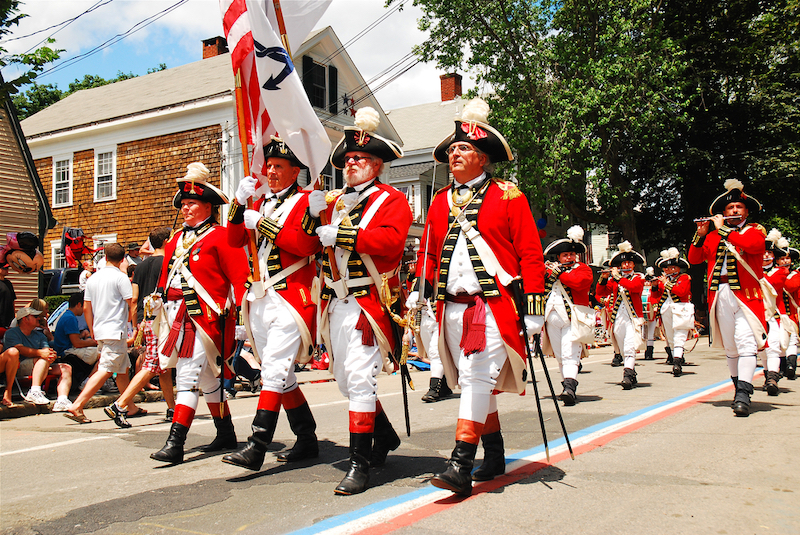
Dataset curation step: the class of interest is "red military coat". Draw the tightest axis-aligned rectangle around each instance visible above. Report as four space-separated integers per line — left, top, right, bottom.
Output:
320 181 413 360
688 223 767 334
785 270 800 324
228 188 321 343
596 273 645 319
652 273 692 308
547 262 593 306
645 280 662 321
764 265 790 318
416 179 545 394
158 225 249 360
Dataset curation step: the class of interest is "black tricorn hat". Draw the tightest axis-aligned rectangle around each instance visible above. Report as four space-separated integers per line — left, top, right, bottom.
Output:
544 225 587 255
765 229 789 258
609 241 646 267
172 162 229 209
655 248 690 270
709 179 762 215
330 107 403 170
264 135 306 169
433 98 513 164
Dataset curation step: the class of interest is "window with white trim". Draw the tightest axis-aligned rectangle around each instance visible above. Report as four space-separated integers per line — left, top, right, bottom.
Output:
91 234 117 266
94 148 116 202
50 240 65 269
53 156 72 207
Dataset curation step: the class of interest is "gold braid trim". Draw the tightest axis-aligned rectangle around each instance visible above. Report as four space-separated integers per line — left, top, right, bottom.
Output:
335 225 359 251
493 178 522 200
256 217 282 242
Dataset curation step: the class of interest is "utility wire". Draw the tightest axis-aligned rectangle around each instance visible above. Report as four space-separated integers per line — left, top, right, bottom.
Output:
2 0 114 50
320 0 409 65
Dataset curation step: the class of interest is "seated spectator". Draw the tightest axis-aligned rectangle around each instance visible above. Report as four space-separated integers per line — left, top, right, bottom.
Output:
28 298 54 342
0 339 20 407
3 307 72 410
53 292 99 388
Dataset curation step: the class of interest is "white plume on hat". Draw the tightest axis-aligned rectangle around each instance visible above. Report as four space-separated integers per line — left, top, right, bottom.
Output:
660 247 680 261
354 107 380 133
183 162 209 182
566 225 584 242
460 98 490 123
646 267 655 276
766 228 782 244
723 179 744 192
617 240 633 253
778 237 790 249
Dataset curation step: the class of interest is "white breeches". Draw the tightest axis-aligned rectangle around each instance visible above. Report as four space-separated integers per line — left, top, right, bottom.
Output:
646 320 658 345
661 309 689 359
758 316 782 372
248 292 302 394
419 312 443 379
715 285 759 383
788 333 798 356
163 301 225 410
613 307 638 368
329 297 381 413
545 310 581 380
443 302 506 424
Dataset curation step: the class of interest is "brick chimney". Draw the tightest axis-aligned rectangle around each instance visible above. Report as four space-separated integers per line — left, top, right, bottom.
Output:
440 73 462 102
203 36 229 59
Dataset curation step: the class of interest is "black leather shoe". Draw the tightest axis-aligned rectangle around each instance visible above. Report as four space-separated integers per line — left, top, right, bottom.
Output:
559 378 578 406
732 380 753 417
432 441 478 496
786 355 797 380
198 414 237 452
611 354 623 367
765 370 780 396
644 346 654 360
664 346 673 364
672 357 683 377
621 368 636 390
151 422 189 463
472 432 505 482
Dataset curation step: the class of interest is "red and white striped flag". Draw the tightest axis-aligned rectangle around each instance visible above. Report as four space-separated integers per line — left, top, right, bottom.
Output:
219 0 332 184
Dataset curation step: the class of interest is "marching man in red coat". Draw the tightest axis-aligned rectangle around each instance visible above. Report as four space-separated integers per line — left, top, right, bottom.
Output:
542 226 594 405
304 108 412 495
644 267 666 362
222 138 322 470
653 248 693 377
759 230 790 396
407 98 546 496
151 163 250 463
782 247 800 379
596 241 646 390
688 179 767 417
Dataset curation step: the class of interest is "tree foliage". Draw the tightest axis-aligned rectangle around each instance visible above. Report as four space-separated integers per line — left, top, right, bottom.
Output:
0 0 62 99
398 0 800 251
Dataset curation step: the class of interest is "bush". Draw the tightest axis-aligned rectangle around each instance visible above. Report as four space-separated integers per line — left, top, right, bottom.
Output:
44 295 69 312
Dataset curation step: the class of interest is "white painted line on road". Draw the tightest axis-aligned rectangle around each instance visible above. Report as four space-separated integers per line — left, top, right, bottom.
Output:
0 435 119 457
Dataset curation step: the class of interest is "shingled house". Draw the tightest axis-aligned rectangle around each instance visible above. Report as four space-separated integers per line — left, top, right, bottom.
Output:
21 27 399 268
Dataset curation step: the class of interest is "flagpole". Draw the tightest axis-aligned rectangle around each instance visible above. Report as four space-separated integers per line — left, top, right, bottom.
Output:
233 69 263 290
272 0 292 56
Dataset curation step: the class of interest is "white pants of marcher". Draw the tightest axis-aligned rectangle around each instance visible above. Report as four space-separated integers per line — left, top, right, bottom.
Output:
164 300 224 411
249 291 301 394
419 312 443 379
758 316 782 372
660 307 689 360
646 320 658 346
714 284 758 383
443 302 506 423
545 309 581 381
788 333 798 356
613 306 639 369
329 297 381 413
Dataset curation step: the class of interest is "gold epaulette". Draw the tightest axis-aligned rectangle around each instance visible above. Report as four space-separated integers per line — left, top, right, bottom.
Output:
432 184 451 202
325 189 342 204
749 223 767 237
492 178 522 200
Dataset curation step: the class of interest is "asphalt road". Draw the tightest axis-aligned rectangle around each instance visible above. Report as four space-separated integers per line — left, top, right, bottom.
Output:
1 339 798 535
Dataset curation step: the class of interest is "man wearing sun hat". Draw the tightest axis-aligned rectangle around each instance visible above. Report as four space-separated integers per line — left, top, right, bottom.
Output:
149 162 250 463
407 98 546 496
542 226 594 405
653 248 693 377
222 136 323 471
596 241 646 390
303 108 412 495
688 179 767 417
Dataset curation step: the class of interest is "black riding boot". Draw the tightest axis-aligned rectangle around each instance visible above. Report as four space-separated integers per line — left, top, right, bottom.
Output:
422 376 452 402
621 367 637 390
765 370 780 396
277 402 319 462
432 441 478 496
472 431 505 481
644 346 654 360
559 378 579 406
733 380 754 417
786 355 797 380
222 409 279 470
665 346 673 364
730 376 738 408
151 422 190 463
335 432 373 495
371 409 401 467
199 414 238 452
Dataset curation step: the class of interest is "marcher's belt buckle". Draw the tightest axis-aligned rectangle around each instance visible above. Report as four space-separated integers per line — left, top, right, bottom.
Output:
328 278 349 300
249 280 265 301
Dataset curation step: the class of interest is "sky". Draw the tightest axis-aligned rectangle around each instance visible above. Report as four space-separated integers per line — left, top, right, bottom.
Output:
3 0 476 111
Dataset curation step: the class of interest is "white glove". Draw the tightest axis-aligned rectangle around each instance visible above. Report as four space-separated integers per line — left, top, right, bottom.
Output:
234 325 248 341
405 291 420 310
235 176 258 205
524 314 545 335
308 190 328 218
316 224 338 247
244 210 262 230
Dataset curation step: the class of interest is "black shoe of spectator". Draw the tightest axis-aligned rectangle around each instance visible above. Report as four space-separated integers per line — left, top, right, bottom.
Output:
165 408 174 422
104 402 131 429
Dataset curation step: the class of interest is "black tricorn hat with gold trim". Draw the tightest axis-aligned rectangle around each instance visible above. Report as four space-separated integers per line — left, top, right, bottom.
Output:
544 225 587 255
433 98 514 164
709 179 762 215
330 107 403 170
172 162 229 208
264 135 306 169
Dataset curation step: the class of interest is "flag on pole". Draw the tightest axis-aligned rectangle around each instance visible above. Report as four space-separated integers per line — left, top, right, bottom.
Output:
219 0 332 184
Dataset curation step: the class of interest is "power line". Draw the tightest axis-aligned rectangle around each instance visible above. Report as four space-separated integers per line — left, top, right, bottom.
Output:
2 0 114 51
320 0 410 65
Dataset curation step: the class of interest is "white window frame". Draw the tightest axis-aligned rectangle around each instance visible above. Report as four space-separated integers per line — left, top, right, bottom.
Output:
94 146 117 202
91 234 117 266
50 240 65 269
52 154 73 208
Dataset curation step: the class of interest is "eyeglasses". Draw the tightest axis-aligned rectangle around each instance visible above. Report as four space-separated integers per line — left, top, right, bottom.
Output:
446 143 476 155
345 155 373 164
